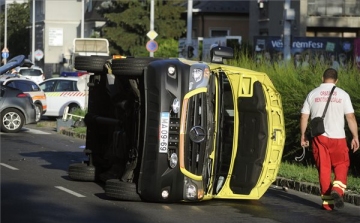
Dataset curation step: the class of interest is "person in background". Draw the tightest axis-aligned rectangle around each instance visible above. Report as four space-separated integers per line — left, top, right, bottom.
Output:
276 52 285 67
300 68 359 211
263 51 272 66
301 53 310 70
294 53 302 68
330 54 340 71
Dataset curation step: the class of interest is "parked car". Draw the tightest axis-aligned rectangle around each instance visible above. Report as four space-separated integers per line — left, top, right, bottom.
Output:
0 76 47 122
17 66 45 84
0 55 37 133
68 49 285 203
39 76 88 117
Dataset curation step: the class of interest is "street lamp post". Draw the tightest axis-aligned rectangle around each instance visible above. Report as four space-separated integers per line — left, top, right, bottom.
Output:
149 0 154 57
32 0 35 63
4 0 7 64
283 0 295 63
81 0 84 38
186 0 193 59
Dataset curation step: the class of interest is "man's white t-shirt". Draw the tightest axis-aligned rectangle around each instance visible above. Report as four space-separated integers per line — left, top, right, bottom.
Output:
301 83 354 138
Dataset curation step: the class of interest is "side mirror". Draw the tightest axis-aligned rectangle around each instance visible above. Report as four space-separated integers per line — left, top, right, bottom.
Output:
210 46 234 64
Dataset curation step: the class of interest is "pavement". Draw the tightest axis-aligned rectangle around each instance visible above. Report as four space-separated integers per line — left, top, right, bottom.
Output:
39 120 360 207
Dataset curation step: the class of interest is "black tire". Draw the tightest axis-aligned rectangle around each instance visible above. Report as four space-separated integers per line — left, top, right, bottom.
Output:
1 108 25 133
112 58 161 77
75 55 111 73
68 163 96 181
34 103 43 122
105 179 141 201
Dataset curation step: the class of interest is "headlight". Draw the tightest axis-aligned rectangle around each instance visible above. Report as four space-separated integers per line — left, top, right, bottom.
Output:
185 183 197 199
184 177 204 201
192 68 203 83
161 190 169 199
169 152 178 168
171 98 180 113
168 66 176 75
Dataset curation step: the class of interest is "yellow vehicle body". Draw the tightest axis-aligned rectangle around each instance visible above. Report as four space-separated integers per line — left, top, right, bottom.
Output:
204 65 285 200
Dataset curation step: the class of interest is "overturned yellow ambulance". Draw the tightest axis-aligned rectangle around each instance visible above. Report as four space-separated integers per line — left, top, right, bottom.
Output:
69 46 285 202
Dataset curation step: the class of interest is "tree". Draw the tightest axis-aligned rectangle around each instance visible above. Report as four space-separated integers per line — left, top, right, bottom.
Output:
0 2 30 60
97 0 186 56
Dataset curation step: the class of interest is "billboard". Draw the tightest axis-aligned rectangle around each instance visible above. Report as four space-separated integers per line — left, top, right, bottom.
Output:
354 38 360 69
253 36 357 68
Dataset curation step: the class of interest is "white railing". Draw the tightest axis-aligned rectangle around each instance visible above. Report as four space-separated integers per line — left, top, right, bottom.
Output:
62 106 84 122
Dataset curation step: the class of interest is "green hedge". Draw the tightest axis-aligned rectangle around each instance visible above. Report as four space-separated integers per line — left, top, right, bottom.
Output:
228 51 360 176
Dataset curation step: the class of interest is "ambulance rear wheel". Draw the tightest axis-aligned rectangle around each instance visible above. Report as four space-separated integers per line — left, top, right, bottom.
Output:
68 163 96 181
75 55 111 73
112 58 161 77
105 179 141 201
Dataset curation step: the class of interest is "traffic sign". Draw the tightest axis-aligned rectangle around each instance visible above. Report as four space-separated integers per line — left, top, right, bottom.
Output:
34 49 44 61
146 40 158 53
147 30 158 40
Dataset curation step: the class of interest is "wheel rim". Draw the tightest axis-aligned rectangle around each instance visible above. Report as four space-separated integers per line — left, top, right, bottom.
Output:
3 112 22 130
35 105 41 122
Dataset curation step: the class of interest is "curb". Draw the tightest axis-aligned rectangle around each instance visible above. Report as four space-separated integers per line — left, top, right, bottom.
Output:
273 177 360 206
59 129 86 140
38 121 86 140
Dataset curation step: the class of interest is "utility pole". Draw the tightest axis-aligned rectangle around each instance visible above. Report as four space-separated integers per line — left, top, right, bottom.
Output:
4 0 7 64
186 0 193 59
81 0 84 38
149 0 154 57
32 0 35 63
283 0 295 62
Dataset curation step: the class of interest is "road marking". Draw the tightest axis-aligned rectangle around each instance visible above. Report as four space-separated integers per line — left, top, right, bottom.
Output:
0 128 51 135
0 163 19 170
23 128 51 134
55 186 86 198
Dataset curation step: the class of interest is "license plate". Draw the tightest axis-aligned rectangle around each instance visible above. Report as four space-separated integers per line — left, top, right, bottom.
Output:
159 112 169 153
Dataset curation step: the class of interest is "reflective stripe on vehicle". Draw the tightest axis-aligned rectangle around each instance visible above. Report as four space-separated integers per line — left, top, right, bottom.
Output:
45 92 86 97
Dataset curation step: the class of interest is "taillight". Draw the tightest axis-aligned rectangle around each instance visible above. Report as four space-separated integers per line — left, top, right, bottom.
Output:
77 71 88 76
17 93 29 98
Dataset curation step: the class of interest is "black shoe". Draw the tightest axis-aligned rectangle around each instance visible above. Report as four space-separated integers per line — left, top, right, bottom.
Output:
331 190 344 209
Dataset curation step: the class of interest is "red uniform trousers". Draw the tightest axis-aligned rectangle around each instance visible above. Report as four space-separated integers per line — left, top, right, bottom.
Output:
311 135 349 209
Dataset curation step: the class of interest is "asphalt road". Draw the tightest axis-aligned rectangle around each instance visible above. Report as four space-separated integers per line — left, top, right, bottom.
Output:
1 123 359 223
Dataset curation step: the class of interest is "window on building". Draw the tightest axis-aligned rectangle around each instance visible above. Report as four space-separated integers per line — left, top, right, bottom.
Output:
308 0 360 17
210 30 229 37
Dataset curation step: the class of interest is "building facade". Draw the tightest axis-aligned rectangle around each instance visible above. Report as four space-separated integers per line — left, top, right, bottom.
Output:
30 0 103 77
2 0 360 75
249 0 360 40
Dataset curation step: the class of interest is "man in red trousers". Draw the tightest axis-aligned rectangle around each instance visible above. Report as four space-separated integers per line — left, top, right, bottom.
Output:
300 68 359 210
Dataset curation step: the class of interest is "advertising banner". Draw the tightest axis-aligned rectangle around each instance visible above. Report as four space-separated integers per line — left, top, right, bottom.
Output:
354 38 360 69
253 36 356 68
